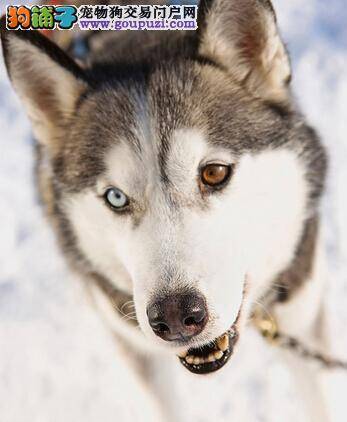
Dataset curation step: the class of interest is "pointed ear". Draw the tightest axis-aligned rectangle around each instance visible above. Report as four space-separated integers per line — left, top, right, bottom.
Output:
1 19 89 146
197 0 291 102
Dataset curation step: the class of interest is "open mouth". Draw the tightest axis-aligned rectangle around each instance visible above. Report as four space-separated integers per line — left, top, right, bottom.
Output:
177 325 239 375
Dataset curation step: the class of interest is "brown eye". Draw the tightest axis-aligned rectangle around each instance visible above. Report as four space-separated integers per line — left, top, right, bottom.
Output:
201 164 232 188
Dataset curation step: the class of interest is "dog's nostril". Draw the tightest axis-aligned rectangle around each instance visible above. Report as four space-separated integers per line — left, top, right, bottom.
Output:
153 322 170 333
184 316 198 326
184 309 207 327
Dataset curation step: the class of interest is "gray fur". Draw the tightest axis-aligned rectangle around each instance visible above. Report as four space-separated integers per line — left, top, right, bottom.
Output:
1 0 327 304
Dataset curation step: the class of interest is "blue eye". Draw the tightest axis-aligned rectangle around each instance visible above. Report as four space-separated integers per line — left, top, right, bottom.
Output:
104 187 129 210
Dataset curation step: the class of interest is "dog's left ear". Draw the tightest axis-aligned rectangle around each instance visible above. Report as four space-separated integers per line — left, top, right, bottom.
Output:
1 19 89 147
197 0 291 102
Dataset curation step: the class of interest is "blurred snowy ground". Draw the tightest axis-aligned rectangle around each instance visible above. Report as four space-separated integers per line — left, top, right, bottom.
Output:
0 1 346 421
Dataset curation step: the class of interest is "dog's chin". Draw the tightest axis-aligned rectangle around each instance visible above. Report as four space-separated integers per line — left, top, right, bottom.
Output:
177 324 239 375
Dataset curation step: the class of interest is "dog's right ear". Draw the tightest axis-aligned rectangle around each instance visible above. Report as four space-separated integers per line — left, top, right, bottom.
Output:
1 19 89 147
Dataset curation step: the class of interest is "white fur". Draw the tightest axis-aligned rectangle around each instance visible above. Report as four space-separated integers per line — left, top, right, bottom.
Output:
272 234 330 421
64 127 308 355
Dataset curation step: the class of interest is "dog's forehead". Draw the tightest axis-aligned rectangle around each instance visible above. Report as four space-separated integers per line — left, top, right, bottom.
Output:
103 127 224 194
99 69 239 198
94 68 207 195
59 62 289 193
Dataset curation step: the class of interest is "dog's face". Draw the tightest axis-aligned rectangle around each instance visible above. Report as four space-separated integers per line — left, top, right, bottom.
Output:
1 0 325 374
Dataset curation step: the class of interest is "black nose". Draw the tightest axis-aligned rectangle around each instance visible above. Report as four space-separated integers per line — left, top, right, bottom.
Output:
147 291 208 342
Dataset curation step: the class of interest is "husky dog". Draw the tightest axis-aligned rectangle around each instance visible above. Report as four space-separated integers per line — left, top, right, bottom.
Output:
1 0 329 419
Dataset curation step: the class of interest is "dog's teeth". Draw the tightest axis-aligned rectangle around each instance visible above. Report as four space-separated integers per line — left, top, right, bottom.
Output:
183 335 230 366
186 355 194 365
193 357 201 365
207 353 216 363
217 334 229 352
214 350 224 360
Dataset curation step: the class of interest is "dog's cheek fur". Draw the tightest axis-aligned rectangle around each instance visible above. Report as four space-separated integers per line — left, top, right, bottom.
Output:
63 190 134 294
178 148 308 328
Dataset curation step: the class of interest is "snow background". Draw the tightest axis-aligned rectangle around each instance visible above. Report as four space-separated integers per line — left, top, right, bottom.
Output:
0 0 346 420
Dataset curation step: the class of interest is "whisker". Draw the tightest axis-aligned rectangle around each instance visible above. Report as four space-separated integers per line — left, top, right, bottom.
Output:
251 299 274 321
